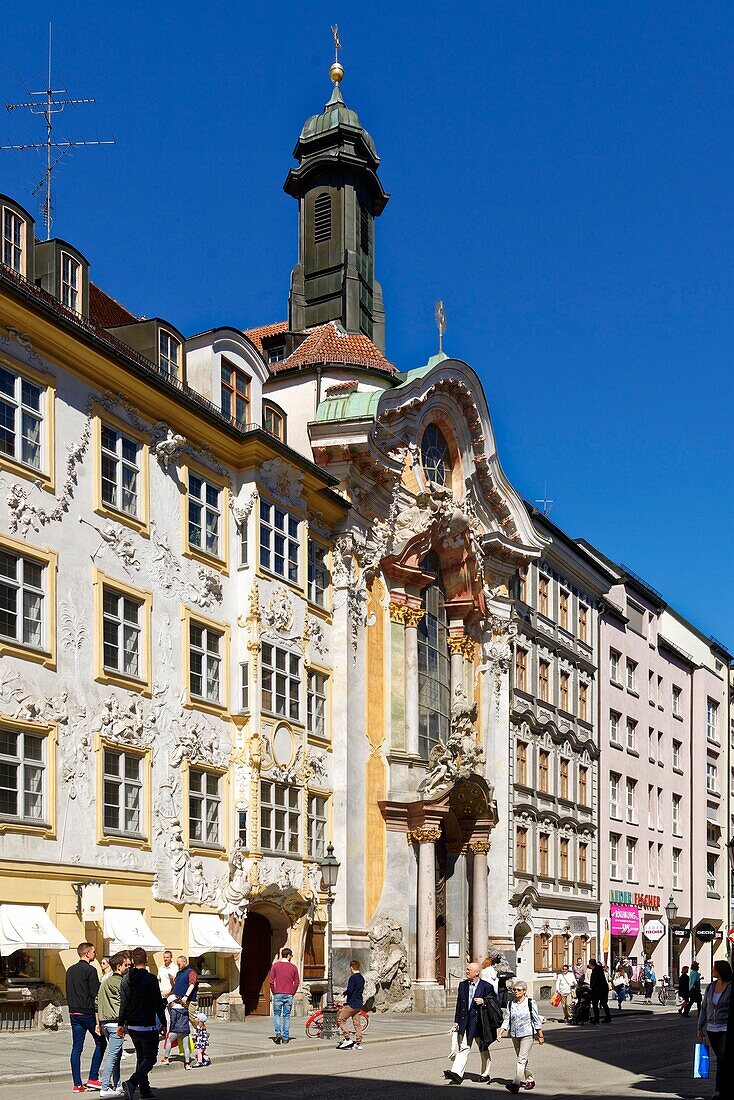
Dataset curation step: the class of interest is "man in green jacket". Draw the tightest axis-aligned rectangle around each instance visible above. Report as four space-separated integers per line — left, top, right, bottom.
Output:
97 952 131 1098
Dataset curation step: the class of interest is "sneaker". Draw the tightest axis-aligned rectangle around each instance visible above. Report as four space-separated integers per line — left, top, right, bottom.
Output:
281 1038 290 1044
120 1085 133 1100
336 1038 354 1049
100 1091 122 1099
353 1042 363 1050
524 1083 536 1091
505 1087 520 1095
191 1062 203 1069
85 1085 103 1093
442 1071 462 1084
120 1052 133 1060
159 1058 170 1065
201 1057 211 1065
271 1035 281 1044
184 1064 192 1071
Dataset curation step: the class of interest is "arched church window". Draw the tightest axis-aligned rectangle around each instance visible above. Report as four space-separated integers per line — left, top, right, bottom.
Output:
418 553 451 761
420 423 451 487
314 193 332 243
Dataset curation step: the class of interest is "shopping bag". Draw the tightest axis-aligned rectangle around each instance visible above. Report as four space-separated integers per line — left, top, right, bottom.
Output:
693 1042 709 1079
449 1029 460 1060
550 992 562 1007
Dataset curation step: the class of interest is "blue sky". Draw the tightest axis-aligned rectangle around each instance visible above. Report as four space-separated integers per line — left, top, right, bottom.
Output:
1 1 732 647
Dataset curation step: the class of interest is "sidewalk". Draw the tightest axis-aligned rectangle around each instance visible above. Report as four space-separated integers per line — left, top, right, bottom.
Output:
0 1009 456 1085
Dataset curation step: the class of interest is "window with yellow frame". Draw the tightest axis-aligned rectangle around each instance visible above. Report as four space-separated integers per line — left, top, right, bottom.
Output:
181 606 230 716
0 713 57 839
92 569 152 695
95 736 152 850
0 532 57 669
91 404 150 537
0 356 56 493
181 461 230 573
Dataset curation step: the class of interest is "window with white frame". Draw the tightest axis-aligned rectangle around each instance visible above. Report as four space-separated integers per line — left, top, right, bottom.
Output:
259 499 299 582
625 778 636 823
239 661 249 712
101 423 139 517
307 794 327 858
648 726 655 759
0 364 43 471
260 780 300 854
610 649 621 683
188 472 221 558
307 540 328 606
656 787 662 829
189 620 223 704
610 833 620 879
672 739 681 770
707 852 718 894
61 253 81 312
610 773 621 819
706 762 718 795
189 768 221 846
647 785 654 828
672 685 682 717
625 837 637 881
0 548 45 649
672 848 681 889
648 670 655 703
0 726 45 823
261 643 300 720
706 699 719 742
102 586 142 679
2 207 23 272
626 658 637 692
159 330 180 378
610 710 621 744
626 718 637 752
103 748 143 836
307 670 327 739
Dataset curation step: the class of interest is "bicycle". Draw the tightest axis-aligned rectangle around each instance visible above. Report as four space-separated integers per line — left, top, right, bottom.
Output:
657 976 673 1005
305 1006 370 1038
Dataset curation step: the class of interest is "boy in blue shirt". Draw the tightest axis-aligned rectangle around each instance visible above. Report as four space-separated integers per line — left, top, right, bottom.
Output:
336 960 366 1050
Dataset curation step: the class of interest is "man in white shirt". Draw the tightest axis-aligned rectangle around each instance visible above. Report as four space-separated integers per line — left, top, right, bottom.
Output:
554 964 576 1021
156 949 177 1000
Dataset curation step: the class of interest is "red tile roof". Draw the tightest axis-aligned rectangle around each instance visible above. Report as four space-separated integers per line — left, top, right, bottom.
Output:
275 322 397 376
89 283 138 328
243 320 289 355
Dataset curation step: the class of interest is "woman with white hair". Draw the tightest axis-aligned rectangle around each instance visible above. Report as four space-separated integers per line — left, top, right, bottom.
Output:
497 980 545 1093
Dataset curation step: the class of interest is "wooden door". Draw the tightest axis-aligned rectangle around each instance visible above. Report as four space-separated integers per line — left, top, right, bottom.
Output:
240 911 272 1015
304 923 325 981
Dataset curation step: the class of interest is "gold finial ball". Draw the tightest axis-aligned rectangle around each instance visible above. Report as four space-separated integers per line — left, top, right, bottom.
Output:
330 60 344 84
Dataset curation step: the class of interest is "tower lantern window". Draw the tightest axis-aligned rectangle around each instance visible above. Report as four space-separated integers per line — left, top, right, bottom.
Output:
314 193 332 243
360 204 370 254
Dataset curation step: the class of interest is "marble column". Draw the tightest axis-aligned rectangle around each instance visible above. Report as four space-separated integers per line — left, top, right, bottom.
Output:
404 606 424 757
411 826 441 983
470 840 490 962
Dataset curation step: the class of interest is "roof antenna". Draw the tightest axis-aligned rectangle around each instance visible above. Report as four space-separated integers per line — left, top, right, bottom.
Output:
535 483 555 517
434 299 446 354
1 23 115 240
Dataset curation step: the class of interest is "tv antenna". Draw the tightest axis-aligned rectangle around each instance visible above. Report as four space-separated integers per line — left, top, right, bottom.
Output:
535 483 555 517
1 24 115 240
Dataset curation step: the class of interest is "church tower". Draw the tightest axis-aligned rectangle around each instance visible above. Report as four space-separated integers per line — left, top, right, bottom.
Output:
284 47 390 351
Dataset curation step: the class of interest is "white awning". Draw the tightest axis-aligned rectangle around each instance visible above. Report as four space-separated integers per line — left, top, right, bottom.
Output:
0 904 70 954
104 909 164 953
188 913 240 955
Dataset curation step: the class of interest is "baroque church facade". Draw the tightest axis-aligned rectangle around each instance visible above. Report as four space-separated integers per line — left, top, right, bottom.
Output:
1 62 727 1020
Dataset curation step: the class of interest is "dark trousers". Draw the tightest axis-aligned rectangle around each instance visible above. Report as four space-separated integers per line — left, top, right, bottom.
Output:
127 1030 160 1097
682 991 701 1017
708 1030 726 1096
592 994 611 1022
70 1012 105 1086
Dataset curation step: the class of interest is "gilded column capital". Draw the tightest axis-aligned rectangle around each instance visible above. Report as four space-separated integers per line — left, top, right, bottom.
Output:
469 839 491 854
448 635 477 660
390 602 424 628
407 826 442 845
404 607 425 629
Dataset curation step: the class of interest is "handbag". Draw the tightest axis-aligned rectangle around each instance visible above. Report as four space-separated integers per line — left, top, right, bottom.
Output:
693 1042 709 1080
550 992 562 1007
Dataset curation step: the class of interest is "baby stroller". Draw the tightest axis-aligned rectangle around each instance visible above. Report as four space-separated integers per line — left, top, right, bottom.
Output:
571 982 592 1025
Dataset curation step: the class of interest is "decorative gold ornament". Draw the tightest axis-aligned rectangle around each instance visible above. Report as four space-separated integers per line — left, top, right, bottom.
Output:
469 839 491 854
407 826 442 844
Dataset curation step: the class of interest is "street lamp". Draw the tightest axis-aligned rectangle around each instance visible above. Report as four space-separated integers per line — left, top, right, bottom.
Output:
320 842 340 1039
664 895 678 989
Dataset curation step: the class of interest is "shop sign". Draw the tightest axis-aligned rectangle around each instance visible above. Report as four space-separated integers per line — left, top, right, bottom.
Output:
695 922 717 942
727 928 734 945
672 928 690 942
609 890 661 909
610 904 640 937
643 919 665 942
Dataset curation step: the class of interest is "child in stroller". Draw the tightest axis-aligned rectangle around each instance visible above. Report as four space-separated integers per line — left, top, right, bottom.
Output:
571 979 592 1025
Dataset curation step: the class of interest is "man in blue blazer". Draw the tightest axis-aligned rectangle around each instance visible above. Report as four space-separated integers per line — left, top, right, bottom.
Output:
443 961 496 1084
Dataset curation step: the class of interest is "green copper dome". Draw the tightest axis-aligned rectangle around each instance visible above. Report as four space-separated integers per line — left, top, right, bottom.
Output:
299 84 378 159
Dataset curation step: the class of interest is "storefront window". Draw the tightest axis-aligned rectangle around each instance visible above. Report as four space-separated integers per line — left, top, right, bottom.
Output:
0 948 41 982
190 952 217 978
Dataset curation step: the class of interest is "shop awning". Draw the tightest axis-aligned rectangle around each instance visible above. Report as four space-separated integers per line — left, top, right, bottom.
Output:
0 904 70 953
188 913 240 955
104 909 164 953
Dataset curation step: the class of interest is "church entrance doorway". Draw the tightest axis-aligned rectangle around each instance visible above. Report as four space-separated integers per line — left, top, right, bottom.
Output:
240 911 272 1015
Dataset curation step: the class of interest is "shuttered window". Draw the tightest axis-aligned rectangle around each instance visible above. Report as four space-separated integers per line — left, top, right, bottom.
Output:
314 193 332 243
552 935 566 971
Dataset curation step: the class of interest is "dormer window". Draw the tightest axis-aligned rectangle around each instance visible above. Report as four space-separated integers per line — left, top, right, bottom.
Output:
2 208 23 274
420 423 450 487
61 253 81 312
159 330 180 379
263 401 286 443
314 193 332 243
267 344 286 365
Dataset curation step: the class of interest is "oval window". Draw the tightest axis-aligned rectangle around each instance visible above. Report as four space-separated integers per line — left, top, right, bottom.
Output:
420 423 451 486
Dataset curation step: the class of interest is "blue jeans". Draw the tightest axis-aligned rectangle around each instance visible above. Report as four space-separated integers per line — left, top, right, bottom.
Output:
101 1024 124 1089
70 1013 105 1086
273 993 293 1040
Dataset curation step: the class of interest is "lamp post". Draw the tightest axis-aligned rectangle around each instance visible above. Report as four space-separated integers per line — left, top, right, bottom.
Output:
320 842 340 1039
664 895 678 989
